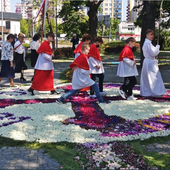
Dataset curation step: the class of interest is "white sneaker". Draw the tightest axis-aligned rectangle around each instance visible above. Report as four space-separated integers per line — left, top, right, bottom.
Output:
127 95 137 100
118 89 126 99
90 94 96 98
100 91 107 96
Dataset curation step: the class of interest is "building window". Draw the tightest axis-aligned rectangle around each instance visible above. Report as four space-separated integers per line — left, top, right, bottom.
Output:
105 8 108 11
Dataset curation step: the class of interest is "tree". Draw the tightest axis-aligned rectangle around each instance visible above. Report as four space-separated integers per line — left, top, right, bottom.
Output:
87 0 104 41
140 0 157 66
58 1 88 38
20 19 33 36
102 18 120 39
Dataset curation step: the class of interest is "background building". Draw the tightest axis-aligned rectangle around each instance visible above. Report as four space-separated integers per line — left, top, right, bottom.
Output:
0 0 10 12
0 12 22 39
118 21 141 41
15 3 33 19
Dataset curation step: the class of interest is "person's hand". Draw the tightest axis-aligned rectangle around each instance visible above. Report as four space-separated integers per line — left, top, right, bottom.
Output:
96 65 100 69
52 53 54 58
133 61 136 65
10 61 13 67
134 56 136 58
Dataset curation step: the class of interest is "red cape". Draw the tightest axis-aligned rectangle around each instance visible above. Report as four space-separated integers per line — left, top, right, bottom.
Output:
73 41 83 54
118 45 134 61
37 40 53 55
69 53 89 70
88 44 102 61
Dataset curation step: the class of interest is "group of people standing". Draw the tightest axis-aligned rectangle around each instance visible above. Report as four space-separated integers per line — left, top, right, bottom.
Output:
117 29 166 100
0 29 166 102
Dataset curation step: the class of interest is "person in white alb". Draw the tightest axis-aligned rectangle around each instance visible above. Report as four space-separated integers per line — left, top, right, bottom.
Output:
117 37 138 100
140 29 166 97
28 32 59 96
56 43 110 104
88 37 107 98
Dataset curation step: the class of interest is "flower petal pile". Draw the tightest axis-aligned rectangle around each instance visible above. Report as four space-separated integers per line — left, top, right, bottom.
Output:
0 83 170 143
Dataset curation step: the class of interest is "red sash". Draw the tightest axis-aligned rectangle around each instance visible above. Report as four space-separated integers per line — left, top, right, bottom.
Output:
118 45 134 61
88 44 102 61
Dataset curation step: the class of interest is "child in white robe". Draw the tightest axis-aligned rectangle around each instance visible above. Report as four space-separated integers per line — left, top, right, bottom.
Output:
56 43 110 104
117 37 138 100
140 29 166 97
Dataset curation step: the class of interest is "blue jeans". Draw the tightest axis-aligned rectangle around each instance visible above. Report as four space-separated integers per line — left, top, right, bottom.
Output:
59 82 104 102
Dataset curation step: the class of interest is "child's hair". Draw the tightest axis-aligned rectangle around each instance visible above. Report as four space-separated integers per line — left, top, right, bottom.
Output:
33 33 41 41
94 37 104 44
82 34 92 42
7 34 15 40
81 43 90 51
46 32 55 39
126 37 136 44
146 29 154 35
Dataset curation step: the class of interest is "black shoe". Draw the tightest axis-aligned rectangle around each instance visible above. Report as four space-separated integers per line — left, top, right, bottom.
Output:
28 88 34 96
99 100 111 104
20 77 26 81
56 98 64 104
51 90 60 95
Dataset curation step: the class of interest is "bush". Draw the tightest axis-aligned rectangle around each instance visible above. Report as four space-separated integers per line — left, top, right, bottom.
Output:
104 42 140 54
54 47 74 59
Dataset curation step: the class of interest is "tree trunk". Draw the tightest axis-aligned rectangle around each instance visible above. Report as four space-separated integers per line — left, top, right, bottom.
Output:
140 0 157 67
46 12 55 50
87 0 103 42
88 4 98 41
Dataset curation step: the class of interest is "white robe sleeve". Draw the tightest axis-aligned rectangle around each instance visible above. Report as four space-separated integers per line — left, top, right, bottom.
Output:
123 58 135 67
80 68 91 75
43 53 52 61
147 43 160 57
88 57 98 67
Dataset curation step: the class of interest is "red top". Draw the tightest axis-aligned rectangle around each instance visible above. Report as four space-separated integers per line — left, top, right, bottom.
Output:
37 40 53 55
118 45 134 61
73 41 83 54
88 44 102 61
69 53 89 70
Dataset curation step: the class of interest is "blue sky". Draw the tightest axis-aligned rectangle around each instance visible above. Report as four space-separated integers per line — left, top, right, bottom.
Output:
10 0 21 12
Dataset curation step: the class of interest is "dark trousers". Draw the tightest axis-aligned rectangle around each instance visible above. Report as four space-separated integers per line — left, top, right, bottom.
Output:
90 73 104 95
121 76 137 97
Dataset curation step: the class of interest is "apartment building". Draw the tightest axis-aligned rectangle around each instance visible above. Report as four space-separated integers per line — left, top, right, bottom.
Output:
99 0 139 22
0 0 10 12
15 3 32 19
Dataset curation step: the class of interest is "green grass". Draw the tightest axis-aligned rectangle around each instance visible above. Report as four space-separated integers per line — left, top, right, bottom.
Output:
125 135 170 169
1 133 170 169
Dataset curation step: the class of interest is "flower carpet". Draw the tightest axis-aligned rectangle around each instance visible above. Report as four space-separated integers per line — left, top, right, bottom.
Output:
0 83 170 143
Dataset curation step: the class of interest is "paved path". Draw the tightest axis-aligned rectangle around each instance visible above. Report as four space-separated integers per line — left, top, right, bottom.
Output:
0 147 60 169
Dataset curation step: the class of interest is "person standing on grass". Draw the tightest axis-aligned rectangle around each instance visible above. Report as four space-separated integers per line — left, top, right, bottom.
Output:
30 33 41 81
88 37 107 98
0 34 16 87
74 34 92 59
56 43 110 104
14 33 28 81
28 32 59 96
117 37 138 100
140 29 166 97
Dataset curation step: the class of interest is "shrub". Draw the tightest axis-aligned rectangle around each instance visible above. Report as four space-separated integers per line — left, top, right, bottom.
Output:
54 47 74 59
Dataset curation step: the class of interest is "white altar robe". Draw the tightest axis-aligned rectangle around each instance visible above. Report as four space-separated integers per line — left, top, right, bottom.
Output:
72 67 94 90
140 38 166 97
